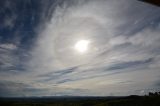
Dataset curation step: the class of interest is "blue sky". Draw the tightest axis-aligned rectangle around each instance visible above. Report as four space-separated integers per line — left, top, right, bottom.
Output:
0 0 160 97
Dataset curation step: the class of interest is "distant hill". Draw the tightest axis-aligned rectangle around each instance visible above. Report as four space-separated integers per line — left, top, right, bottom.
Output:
0 92 160 106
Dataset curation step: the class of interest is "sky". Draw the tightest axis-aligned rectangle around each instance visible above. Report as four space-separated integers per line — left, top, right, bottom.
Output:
0 0 160 97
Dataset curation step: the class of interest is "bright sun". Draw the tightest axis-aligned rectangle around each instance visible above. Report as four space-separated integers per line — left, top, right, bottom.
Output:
74 40 90 53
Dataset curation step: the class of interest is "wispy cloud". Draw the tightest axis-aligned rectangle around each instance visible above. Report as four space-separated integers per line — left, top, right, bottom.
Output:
0 0 160 96
0 43 17 50
0 43 18 73
26 0 160 96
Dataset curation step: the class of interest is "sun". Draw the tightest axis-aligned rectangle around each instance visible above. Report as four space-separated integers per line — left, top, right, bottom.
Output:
74 40 90 53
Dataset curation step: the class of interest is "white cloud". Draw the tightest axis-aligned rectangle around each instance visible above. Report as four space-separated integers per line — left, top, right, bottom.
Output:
0 43 17 50
0 43 18 74
25 0 160 96
1 0 160 96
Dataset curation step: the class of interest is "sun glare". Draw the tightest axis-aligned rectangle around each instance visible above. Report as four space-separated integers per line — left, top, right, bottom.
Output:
74 40 90 53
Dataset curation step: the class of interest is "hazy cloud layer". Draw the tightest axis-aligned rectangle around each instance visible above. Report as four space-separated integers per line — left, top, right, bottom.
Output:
0 0 160 96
